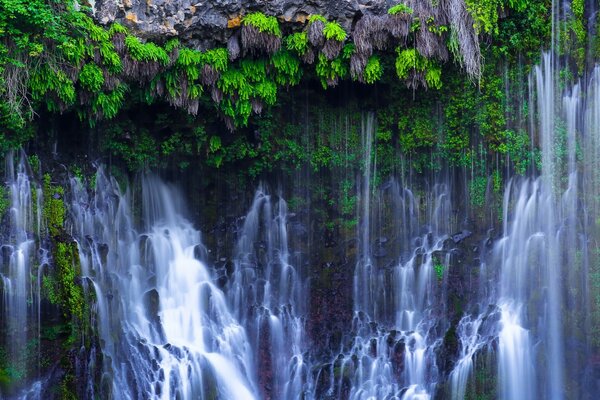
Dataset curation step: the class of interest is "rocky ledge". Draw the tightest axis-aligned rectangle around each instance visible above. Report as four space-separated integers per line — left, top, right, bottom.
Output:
92 0 390 47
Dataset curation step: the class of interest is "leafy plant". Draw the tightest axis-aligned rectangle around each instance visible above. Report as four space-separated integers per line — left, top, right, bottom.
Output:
388 3 414 15
242 12 281 37
323 21 346 41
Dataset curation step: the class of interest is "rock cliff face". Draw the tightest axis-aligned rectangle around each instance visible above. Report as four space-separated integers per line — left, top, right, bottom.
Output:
91 0 390 47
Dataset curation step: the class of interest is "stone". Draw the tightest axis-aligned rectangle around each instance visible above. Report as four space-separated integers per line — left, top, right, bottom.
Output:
92 0 389 48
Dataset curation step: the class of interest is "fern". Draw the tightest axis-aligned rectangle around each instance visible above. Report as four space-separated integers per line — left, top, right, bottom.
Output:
92 84 127 119
272 50 302 85
79 63 104 92
242 12 281 37
395 48 442 89
108 22 128 37
316 53 348 89
388 3 414 15
124 35 169 65
363 55 382 84
308 14 327 24
323 21 346 41
285 32 309 55
99 42 122 74
203 48 229 71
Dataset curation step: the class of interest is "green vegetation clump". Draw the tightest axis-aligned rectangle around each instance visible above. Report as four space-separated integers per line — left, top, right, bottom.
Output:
43 241 84 320
42 173 65 237
0 185 9 218
323 21 346 42
395 48 442 89
388 3 413 15
242 12 281 37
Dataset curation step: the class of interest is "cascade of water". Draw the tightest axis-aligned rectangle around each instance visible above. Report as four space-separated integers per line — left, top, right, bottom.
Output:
344 111 455 398
343 182 451 399
447 49 598 400
0 152 44 391
227 187 309 399
70 170 257 399
354 113 376 317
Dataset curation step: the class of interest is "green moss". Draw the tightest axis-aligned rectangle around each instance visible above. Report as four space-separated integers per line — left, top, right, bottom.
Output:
43 240 85 320
0 185 9 218
42 173 65 237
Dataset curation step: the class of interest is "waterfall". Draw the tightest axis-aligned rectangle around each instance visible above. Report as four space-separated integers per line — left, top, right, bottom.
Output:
228 187 310 399
448 50 597 400
341 113 458 399
70 170 257 399
0 152 45 395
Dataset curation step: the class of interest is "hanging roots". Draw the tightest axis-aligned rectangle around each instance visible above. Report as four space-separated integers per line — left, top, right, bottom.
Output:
112 33 126 55
211 86 223 103
227 33 241 61
103 71 120 91
350 53 369 80
322 39 343 60
406 70 428 90
446 0 482 79
168 48 179 65
224 116 235 132
241 25 281 54
201 64 220 86
385 13 410 42
301 48 316 64
308 19 325 47
154 78 165 97
251 98 263 114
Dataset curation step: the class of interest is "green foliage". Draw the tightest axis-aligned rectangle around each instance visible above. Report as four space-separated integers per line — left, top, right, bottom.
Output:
308 14 327 24
434 262 445 281
388 3 413 15
395 48 442 89
464 0 503 34
286 32 309 55
315 49 351 89
91 84 127 120
0 184 8 218
42 173 65 237
203 47 229 71
362 55 383 84
124 35 169 65
79 63 104 92
560 0 586 72
469 176 488 207
43 240 85 320
272 49 302 85
243 12 281 37
398 112 438 153
493 0 551 60
323 21 346 42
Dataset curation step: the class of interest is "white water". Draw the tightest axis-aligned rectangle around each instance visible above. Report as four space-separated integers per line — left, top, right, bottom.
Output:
228 187 310 399
71 171 257 399
1 153 44 391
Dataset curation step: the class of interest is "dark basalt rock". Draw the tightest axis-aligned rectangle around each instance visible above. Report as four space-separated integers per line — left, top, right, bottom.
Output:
92 0 388 48
452 229 472 243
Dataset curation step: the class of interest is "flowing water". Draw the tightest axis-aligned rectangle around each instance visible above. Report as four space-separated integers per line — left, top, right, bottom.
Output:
2 17 600 400
1 153 45 393
70 172 257 399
